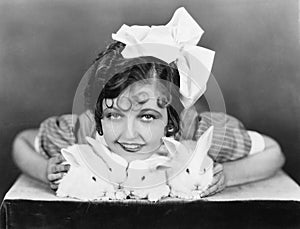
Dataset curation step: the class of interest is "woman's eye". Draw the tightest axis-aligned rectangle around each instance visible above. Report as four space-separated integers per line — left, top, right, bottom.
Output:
140 114 156 122
106 113 122 120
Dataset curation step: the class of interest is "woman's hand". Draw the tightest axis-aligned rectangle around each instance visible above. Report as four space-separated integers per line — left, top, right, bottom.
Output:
200 163 226 197
47 155 70 190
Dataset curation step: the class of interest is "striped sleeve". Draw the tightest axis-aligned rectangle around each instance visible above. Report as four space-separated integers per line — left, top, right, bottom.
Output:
194 112 252 163
35 114 78 158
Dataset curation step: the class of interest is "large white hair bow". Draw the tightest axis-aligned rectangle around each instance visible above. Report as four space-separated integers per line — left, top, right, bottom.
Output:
112 7 215 108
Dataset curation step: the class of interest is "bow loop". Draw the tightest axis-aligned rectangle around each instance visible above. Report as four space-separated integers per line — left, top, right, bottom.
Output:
166 7 204 46
112 24 150 45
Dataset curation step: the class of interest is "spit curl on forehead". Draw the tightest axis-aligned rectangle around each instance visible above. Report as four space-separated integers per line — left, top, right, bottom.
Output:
104 79 172 112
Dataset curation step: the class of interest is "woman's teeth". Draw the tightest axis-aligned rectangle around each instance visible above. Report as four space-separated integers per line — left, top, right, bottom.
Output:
118 143 143 152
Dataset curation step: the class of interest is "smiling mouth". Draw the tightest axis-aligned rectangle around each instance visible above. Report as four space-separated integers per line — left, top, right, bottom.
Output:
118 142 145 153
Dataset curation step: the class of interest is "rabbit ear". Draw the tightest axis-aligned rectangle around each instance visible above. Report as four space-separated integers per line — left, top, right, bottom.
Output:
196 126 214 151
162 137 186 157
86 136 128 167
193 126 214 166
61 146 80 167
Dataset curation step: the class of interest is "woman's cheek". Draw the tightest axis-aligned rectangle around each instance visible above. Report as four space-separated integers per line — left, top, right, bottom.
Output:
102 120 122 140
138 121 165 142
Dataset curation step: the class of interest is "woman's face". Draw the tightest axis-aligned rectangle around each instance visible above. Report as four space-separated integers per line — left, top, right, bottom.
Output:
101 82 168 162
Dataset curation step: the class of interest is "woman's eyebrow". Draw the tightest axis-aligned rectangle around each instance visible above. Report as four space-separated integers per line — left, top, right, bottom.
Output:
139 108 162 117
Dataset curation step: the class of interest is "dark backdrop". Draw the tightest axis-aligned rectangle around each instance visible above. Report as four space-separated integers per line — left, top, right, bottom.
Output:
1 0 299 200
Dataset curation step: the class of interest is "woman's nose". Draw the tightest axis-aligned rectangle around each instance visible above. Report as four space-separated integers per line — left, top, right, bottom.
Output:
122 117 138 139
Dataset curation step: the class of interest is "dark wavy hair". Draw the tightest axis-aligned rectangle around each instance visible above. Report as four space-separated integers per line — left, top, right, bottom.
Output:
84 41 183 137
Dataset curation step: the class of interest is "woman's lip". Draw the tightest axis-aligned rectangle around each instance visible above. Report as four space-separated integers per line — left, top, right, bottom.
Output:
117 142 145 153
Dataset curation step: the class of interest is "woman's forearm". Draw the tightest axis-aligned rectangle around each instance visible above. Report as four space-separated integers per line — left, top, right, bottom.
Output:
12 129 48 184
223 135 285 187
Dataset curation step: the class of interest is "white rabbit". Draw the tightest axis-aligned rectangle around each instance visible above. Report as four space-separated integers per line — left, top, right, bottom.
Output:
122 156 171 202
57 144 117 200
85 137 128 185
161 126 214 200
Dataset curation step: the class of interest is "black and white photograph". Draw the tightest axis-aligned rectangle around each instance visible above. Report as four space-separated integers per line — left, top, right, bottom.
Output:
0 0 299 228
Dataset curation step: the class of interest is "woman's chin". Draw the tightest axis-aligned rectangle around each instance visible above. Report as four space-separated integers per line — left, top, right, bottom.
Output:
116 148 154 162
110 144 163 162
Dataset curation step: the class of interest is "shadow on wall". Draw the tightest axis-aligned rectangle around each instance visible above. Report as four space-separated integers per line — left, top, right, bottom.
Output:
0 0 299 199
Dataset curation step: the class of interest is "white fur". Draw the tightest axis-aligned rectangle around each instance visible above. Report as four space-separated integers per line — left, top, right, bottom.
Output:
162 126 214 199
57 145 117 200
56 127 214 201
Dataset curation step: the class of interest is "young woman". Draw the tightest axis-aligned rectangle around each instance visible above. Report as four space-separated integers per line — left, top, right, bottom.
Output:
12 41 285 198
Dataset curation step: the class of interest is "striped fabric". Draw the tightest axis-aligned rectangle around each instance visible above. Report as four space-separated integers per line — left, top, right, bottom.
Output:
36 111 252 162
36 114 78 158
196 112 251 162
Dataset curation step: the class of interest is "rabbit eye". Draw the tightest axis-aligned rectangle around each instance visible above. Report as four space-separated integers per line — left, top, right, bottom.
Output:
141 176 146 181
186 168 190 174
92 176 96 182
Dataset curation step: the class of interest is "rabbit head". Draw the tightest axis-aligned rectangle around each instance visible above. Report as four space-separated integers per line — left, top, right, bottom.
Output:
161 126 214 194
85 137 128 185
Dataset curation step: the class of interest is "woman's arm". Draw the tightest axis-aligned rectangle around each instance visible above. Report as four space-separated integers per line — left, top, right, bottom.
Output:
12 129 48 183
201 135 285 197
223 135 285 187
12 129 69 189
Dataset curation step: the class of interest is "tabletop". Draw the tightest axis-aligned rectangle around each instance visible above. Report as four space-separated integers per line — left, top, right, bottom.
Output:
1 170 300 228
